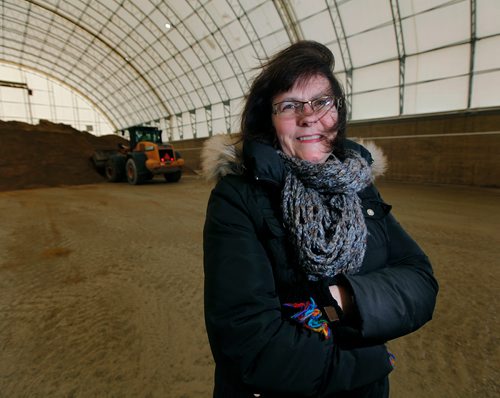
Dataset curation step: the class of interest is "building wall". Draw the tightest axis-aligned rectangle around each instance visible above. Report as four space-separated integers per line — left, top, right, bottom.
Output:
173 109 500 187
171 137 206 175
348 109 500 187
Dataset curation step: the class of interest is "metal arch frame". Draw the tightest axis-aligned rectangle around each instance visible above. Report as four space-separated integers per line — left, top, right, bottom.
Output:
86 7 179 116
195 0 270 135
272 0 303 43
0 35 131 126
172 33 229 104
4 0 265 136
0 59 118 131
168 0 262 137
197 1 249 95
12 0 183 125
2 11 139 96
135 56 184 114
3 12 110 72
155 3 231 136
75 19 171 120
390 0 406 115
17 0 32 65
14 2 165 123
1 38 138 127
193 0 251 137
56 1 92 78
139 3 209 111
230 0 269 61
79 2 184 114
325 0 353 120
165 2 231 103
158 5 229 105
25 0 172 117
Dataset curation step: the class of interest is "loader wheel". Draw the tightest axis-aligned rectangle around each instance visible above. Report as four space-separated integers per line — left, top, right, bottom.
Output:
164 170 182 183
126 158 145 185
105 158 125 182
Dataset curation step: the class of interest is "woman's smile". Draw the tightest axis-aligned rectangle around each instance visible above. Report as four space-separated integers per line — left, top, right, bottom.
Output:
296 134 325 142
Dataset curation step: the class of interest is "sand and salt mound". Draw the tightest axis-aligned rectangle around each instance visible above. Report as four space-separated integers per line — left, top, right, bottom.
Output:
0 120 128 192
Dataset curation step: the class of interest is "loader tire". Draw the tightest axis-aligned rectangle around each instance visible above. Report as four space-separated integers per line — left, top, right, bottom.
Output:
126 158 146 185
105 157 125 182
164 170 182 183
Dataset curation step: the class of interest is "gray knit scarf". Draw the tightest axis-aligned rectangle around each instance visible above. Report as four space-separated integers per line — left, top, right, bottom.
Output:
279 150 372 281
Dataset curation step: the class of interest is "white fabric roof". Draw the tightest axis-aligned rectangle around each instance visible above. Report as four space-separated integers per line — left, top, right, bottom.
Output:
1 0 499 138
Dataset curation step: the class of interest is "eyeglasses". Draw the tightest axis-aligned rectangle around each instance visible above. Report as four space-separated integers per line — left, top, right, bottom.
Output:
272 95 342 118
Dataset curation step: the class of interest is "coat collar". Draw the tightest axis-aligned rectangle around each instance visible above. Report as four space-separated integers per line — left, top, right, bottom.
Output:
242 140 285 186
200 134 387 183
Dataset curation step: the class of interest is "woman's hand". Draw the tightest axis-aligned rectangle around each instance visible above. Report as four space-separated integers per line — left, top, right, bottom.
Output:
329 284 354 315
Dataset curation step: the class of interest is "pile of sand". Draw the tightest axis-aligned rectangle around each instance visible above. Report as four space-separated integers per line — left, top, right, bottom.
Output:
0 120 129 192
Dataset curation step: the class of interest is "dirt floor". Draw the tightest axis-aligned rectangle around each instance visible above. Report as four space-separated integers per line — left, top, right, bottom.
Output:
0 176 498 397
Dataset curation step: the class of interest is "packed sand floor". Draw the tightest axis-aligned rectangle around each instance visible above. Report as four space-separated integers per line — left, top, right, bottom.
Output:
0 177 498 397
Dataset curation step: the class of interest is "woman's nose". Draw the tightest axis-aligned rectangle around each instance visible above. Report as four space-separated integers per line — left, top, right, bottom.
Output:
301 102 315 115
298 104 317 125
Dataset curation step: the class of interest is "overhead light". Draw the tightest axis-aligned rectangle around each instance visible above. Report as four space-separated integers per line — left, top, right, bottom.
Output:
165 23 171 29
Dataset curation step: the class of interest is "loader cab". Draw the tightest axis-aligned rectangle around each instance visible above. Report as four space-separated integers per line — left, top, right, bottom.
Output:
122 126 163 149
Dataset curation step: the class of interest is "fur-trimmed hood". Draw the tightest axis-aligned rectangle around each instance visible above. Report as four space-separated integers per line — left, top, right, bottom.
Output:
200 134 244 182
200 133 387 183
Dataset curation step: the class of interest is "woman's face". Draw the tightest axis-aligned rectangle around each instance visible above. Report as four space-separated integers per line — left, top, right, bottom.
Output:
271 75 338 164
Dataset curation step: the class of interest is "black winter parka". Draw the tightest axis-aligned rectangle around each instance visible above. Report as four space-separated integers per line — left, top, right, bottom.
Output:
203 139 438 397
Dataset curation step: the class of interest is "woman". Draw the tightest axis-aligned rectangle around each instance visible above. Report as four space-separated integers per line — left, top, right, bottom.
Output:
202 41 438 397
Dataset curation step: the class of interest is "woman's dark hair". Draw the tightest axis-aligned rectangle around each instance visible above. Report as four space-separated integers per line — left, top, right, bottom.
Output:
241 40 347 158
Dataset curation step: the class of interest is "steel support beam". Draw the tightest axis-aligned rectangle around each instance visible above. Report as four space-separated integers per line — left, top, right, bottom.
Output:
205 105 213 137
326 0 353 119
166 116 173 141
272 0 303 43
176 113 183 140
231 0 268 60
390 0 406 115
223 100 231 134
467 0 477 109
189 110 197 139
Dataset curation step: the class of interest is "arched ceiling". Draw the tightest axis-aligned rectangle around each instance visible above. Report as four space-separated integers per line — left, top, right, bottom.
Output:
1 0 499 134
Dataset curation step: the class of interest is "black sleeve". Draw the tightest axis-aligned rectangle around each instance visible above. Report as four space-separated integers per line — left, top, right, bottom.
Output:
203 178 393 396
341 198 439 342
